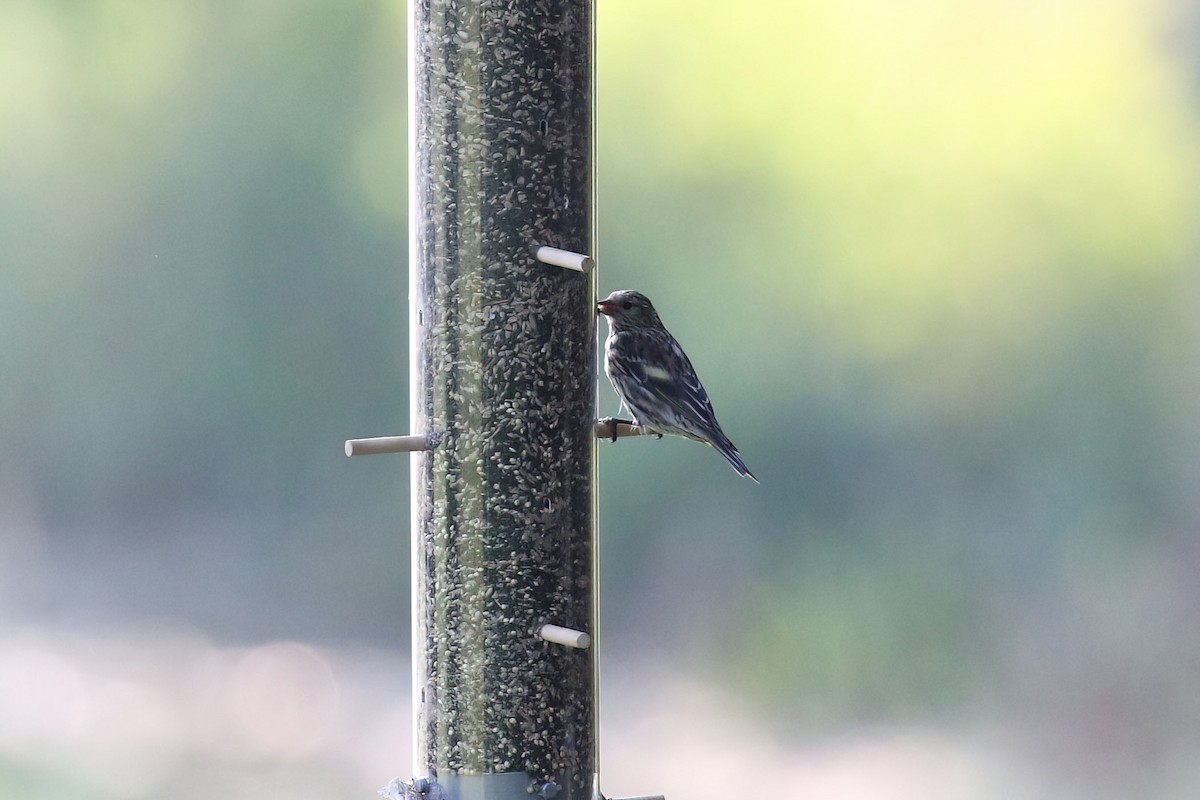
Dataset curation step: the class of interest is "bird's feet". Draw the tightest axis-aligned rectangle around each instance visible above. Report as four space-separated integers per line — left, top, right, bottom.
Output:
598 416 634 442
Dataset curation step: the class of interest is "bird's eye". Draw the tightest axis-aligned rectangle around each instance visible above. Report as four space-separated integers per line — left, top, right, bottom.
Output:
621 301 633 310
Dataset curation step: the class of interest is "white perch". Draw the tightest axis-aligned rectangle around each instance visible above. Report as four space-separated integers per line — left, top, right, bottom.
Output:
345 434 429 457
538 623 592 650
535 245 595 273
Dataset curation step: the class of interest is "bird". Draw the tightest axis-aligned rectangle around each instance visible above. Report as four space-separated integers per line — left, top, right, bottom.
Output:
596 289 758 482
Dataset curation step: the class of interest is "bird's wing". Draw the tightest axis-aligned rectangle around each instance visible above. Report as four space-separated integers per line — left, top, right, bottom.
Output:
624 330 724 439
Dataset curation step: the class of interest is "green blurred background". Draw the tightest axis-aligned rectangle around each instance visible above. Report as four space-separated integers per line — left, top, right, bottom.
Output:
3 0 1200 797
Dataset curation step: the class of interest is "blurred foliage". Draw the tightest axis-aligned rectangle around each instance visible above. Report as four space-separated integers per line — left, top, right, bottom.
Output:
596 0 1200 731
0 0 411 640
3 0 1200 795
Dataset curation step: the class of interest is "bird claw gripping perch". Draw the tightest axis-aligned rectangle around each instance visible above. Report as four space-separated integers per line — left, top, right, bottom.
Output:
597 416 634 442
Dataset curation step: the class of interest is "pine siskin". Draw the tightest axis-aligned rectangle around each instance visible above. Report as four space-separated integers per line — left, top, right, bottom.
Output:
597 290 758 482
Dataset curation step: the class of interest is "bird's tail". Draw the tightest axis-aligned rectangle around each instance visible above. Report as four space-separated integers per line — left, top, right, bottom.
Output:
712 435 759 483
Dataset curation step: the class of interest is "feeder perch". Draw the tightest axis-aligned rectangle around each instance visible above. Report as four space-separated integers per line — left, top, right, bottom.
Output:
536 245 595 274
344 434 432 457
539 624 592 650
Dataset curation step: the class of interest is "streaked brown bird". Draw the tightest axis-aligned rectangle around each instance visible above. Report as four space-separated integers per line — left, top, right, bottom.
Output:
597 290 757 482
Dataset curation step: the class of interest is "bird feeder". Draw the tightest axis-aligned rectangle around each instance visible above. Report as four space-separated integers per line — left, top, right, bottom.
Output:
347 2 660 799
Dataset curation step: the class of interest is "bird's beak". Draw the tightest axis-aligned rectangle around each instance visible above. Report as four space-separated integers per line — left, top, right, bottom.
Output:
596 300 617 316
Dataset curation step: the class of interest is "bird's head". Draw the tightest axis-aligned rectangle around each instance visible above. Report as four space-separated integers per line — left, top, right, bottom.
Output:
596 290 663 331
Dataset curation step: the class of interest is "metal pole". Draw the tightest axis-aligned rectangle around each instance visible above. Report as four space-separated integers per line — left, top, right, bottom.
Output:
406 1 596 799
